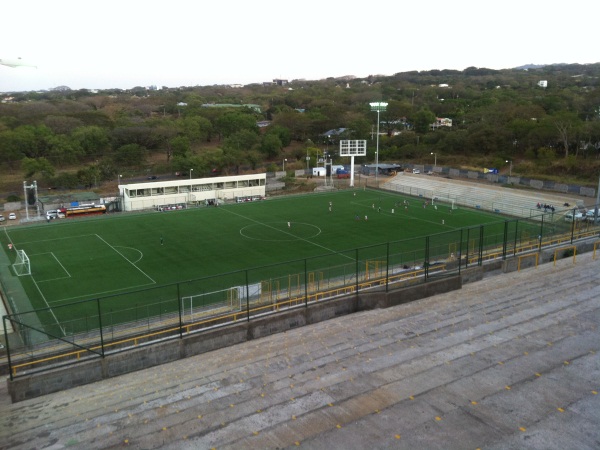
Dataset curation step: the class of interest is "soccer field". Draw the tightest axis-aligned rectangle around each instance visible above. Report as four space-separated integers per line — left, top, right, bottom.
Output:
1 188 539 337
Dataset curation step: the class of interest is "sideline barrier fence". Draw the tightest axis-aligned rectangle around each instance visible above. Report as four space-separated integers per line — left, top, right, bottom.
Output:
3 208 599 379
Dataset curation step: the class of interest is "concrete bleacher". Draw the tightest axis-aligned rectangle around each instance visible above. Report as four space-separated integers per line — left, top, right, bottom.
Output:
1 248 598 449
382 173 583 220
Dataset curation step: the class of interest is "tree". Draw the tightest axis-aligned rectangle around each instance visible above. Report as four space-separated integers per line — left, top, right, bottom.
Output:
114 144 147 167
20 157 55 178
260 134 283 158
220 131 259 174
272 110 311 142
43 115 84 134
47 134 84 164
412 109 436 134
1 125 52 160
77 165 102 189
266 125 292 147
552 112 581 158
182 116 212 143
169 136 191 158
71 126 110 157
214 111 259 140
111 126 157 150
225 130 260 151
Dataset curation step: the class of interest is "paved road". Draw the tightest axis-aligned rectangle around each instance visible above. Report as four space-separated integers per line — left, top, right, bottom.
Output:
1 251 599 449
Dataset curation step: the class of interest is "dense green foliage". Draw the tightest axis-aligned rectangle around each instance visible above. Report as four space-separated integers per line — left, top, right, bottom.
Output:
1 63 600 196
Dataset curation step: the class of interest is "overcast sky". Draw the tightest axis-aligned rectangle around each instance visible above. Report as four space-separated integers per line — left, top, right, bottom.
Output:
1 0 597 93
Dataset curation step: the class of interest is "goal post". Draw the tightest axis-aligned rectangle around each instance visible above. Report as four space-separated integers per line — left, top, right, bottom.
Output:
432 197 457 210
13 249 31 276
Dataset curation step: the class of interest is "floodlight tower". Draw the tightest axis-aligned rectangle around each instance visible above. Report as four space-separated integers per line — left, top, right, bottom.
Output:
22 180 40 221
370 102 388 184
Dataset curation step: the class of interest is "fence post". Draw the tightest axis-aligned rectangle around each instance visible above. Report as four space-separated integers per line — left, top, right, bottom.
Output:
458 229 463 275
355 249 359 297
465 228 470 269
425 236 430 280
177 283 183 338
245 270 251 321
513 220 519 257
478 225 484 266
304 260 309 307
97 298 105 357
4 316 13 381
539 215 545 251
385 242 390 292
502 221 508 260
570 208 576 244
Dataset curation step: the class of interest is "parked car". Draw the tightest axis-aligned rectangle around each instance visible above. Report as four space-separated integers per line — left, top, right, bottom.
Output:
412 169 421 174
585 209 598 222
0 214 5 222
8 213 17 220
564 211 583 222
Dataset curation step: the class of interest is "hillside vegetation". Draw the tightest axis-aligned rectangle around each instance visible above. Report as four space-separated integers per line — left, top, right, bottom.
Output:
1 63 600 200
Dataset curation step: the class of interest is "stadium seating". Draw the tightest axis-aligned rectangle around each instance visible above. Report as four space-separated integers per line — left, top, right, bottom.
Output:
2 249 598 449
382 175 582 220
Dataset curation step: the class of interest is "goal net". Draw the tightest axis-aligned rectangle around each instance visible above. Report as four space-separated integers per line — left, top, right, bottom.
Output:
12 249 31 276
432 197 457 210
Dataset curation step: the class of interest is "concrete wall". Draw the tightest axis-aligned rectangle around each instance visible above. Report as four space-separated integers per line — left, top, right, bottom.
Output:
2 201 22 212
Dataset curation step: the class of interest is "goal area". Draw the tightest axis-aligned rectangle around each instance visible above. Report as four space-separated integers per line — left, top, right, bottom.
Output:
12 249 31 276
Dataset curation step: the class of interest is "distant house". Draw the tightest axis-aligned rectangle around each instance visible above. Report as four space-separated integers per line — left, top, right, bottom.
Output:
322 128 348 137
263 79 289 87
431 118 452 129
321 128 350 144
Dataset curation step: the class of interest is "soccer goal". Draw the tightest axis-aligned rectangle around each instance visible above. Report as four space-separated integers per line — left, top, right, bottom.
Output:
12 249 31 276
432 197 457 210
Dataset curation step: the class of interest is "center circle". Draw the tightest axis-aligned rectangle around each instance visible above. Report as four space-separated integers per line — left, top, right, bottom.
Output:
240 222 322 241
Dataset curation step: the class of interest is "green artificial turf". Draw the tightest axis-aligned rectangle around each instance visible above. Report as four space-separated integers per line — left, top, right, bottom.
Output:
1 188 545 335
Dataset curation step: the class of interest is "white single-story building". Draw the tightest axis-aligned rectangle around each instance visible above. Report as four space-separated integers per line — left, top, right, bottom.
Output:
118 173 266 212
